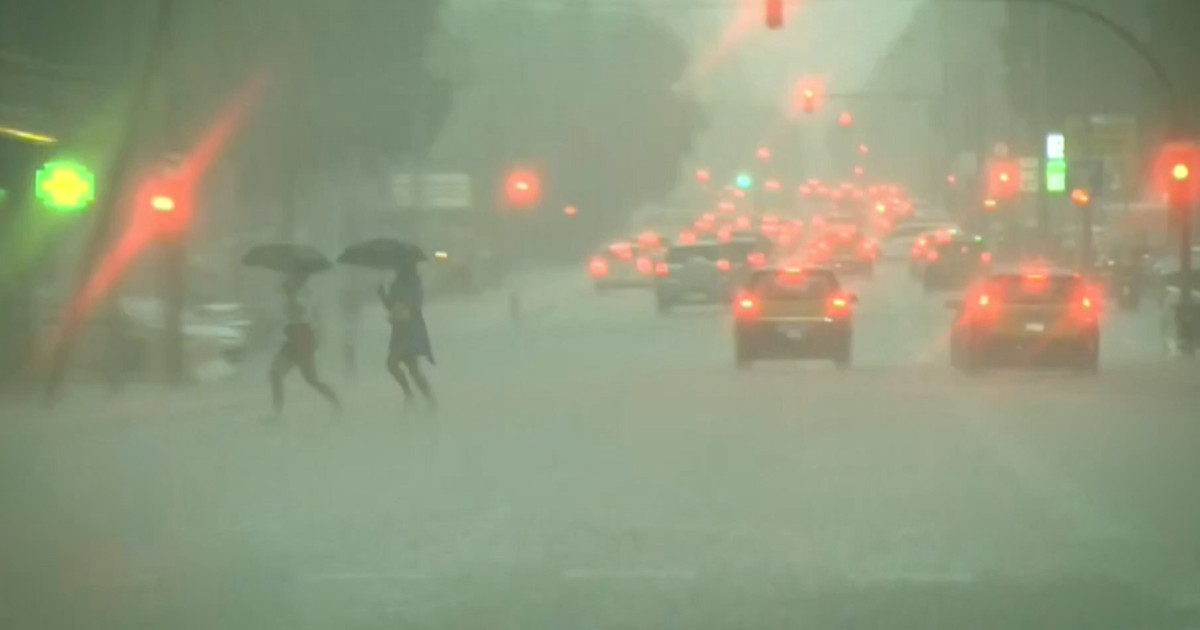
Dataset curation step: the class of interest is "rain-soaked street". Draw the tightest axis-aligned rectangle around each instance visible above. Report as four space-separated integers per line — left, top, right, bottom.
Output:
5 263 1200 629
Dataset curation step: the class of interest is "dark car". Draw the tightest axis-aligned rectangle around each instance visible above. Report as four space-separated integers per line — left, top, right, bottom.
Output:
654 241 731 313
922 235 992 291
947 269 1101 373
721 235 771 287
809 228 876 277
732 266 856 368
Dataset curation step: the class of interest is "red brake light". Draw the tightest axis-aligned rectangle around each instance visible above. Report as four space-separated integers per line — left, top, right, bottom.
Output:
978 293 990 307
636 256 653 275
716 258 732 272
734 293 761 319
981 251 993 264
747 252 767 268
654 261 670 277
916 237 928 248
589 257 609 277
826 293 852 318
926 249 939 262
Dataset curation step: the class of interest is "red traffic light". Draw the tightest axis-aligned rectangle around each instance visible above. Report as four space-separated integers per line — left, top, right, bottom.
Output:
765 0 783 29
1154 141 1200 207
838 111 854 127
1070 189 1091 207
987 157 1020 200
504 169 541 207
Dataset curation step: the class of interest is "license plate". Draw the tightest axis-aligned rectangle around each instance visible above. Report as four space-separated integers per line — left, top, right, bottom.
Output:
1024 322 1045 332
781 324 808 339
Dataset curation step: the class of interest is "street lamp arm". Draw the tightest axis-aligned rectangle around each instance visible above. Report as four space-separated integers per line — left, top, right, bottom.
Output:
943 0 1179 122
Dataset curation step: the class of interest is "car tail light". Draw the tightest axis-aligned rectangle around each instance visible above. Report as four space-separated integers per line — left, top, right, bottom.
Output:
980 251 993 264
636 256 653 275
589 257 609 278
747 252 767 268
977 293 991 307
826 293 852 318
916 237 928 248
926 249 939 262
716 258 732 272
734 292 761 319
654 261 670 277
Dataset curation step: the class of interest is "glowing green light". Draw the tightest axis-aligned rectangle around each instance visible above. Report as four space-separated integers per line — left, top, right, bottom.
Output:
35 160 95 212
1045 159 1067 194
736 173 753 190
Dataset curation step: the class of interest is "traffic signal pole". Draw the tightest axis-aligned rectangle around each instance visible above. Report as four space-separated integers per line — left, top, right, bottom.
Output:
43 0 176 403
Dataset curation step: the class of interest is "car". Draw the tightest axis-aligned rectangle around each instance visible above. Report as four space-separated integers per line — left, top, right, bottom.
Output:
721 235 772 286
589 240 655 291
809 228 876 277
654 240 732 313
910 227 960 277
880 221 956 260
922 234 992 292
732 266 856 368
947 269 1102 373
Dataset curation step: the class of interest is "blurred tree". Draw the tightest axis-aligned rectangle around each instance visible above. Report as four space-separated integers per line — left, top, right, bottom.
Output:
435 4 705 260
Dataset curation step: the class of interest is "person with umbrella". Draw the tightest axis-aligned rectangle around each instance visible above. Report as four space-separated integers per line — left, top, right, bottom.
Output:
380 260 437 411
243 244 341 419
338 238 436 412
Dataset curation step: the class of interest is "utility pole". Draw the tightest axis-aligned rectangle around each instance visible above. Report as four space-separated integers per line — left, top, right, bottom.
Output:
43 0 177 403
160 0 185 385
1033 3 1051 253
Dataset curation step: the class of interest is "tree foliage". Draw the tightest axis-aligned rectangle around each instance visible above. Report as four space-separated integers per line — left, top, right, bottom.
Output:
437 4 705 256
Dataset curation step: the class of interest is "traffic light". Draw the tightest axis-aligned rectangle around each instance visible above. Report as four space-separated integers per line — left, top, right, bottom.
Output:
793 78 824 113
756 146 771 161
1070 188 1091 208
765 0 783 29
503 169 541 208
695 168 711 184
735 173 753 190
136 174 187 235
34 159 95 212
1155 141 1200 207
987 157 1020 200
838 111 854 127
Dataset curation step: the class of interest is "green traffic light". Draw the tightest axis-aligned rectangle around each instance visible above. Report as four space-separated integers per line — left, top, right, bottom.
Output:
35 159 96 212
736 173 753 190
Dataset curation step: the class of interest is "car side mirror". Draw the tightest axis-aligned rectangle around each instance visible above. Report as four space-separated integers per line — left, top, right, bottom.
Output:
945 298 963 310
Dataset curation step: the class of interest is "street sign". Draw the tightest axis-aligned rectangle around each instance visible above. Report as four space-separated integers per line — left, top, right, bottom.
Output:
1064 115 1139 195
1046 133 1065 160
1018 157 1039 193
1046 159 1067 194
1068 159 1104 196
391 173 472 209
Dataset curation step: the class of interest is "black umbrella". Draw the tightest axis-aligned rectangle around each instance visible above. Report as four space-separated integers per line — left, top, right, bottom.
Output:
242 243 332 274
337 238 427 270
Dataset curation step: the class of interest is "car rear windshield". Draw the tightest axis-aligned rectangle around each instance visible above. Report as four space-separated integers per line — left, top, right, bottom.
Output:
992 274 1081 304
667 244 721 263
748 270 839 299
937 241 986 255
723 240 764 257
